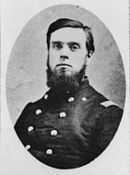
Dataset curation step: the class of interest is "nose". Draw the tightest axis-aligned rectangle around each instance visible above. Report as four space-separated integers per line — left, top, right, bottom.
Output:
60 45 69 61
60 55 69 60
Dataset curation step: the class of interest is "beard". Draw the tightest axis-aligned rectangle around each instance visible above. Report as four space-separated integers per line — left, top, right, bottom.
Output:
46 60 86 91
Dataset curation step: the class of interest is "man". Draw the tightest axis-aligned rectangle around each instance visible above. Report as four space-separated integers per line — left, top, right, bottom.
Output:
15 18 123 169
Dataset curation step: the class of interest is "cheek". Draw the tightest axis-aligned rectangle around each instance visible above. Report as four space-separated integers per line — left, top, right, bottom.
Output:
74 61 85 70
50 50 61 59
49 51 60 67
70 53 86 66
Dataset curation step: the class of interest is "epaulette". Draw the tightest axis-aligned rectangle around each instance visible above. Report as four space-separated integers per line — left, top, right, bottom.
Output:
100 100 117 107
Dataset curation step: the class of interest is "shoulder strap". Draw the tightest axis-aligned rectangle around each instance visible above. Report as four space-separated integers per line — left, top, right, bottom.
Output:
100 100 117 107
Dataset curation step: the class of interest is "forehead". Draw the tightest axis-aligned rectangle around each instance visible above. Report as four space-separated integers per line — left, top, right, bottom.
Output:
50 28 86 43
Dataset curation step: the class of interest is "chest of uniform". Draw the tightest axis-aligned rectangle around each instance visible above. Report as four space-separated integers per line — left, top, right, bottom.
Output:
24 92 100 143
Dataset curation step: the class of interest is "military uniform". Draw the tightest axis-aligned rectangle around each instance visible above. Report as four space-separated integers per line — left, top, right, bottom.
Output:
14 78 123 169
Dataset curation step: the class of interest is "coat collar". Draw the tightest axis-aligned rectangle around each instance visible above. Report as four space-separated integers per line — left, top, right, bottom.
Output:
45 77 106 103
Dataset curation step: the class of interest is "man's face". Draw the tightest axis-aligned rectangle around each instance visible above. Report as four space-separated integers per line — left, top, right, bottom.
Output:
48 27 88 76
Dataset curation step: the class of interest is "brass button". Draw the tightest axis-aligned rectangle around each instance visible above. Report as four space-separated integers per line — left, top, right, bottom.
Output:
28 126 34 132
46 149 53 155
36 109 42 115
68 97 74 102
25 145 31 150
82 97 87 101
59 112 66 118
44 94 48 100
50 129 58 136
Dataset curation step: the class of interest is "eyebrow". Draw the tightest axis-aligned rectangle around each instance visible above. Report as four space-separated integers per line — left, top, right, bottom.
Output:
51 41 80 46
51 41 63 45
68 42 80 46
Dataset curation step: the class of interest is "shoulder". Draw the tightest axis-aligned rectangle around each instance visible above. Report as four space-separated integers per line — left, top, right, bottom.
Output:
85 84 123 115
18 99 42 115
98 100 123 131
88 86 124 124
20 92 49 112
100 100 123 115
93 100 123 156
14 95 47 128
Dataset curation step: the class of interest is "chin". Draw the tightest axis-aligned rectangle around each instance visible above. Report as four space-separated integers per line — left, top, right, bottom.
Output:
64 70 73 76
56 68 74 76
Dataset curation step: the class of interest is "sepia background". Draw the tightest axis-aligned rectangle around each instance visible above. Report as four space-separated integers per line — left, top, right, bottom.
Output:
1 1 129 175
6 4 125 125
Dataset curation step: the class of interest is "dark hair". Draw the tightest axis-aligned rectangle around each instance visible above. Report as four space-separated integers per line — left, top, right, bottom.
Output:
47 18 95 55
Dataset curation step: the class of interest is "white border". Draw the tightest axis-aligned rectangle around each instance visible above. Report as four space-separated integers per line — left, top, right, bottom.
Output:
1 0 129 175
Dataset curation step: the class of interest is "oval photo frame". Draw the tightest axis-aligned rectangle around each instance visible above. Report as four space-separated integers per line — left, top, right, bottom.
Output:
6 4 125 169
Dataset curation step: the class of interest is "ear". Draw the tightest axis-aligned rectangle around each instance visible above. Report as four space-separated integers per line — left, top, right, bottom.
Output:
85 53 93 66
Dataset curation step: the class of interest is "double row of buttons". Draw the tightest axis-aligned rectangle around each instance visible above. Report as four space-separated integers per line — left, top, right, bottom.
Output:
26 128 58 155
27 127 58 135
25 145 53 155
26 93 87 155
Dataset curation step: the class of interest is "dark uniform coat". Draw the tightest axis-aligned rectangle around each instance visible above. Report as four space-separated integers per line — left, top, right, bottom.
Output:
14 79 123 169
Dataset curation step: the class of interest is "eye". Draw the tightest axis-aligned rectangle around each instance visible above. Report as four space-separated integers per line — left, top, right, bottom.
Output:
70 44 80 51
52 42 62 50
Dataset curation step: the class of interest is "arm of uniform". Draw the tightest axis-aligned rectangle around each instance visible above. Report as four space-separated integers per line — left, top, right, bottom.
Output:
94 101 123 157
14 103 32 145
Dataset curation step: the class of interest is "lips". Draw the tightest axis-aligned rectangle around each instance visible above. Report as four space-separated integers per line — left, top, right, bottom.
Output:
56 64 72 68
